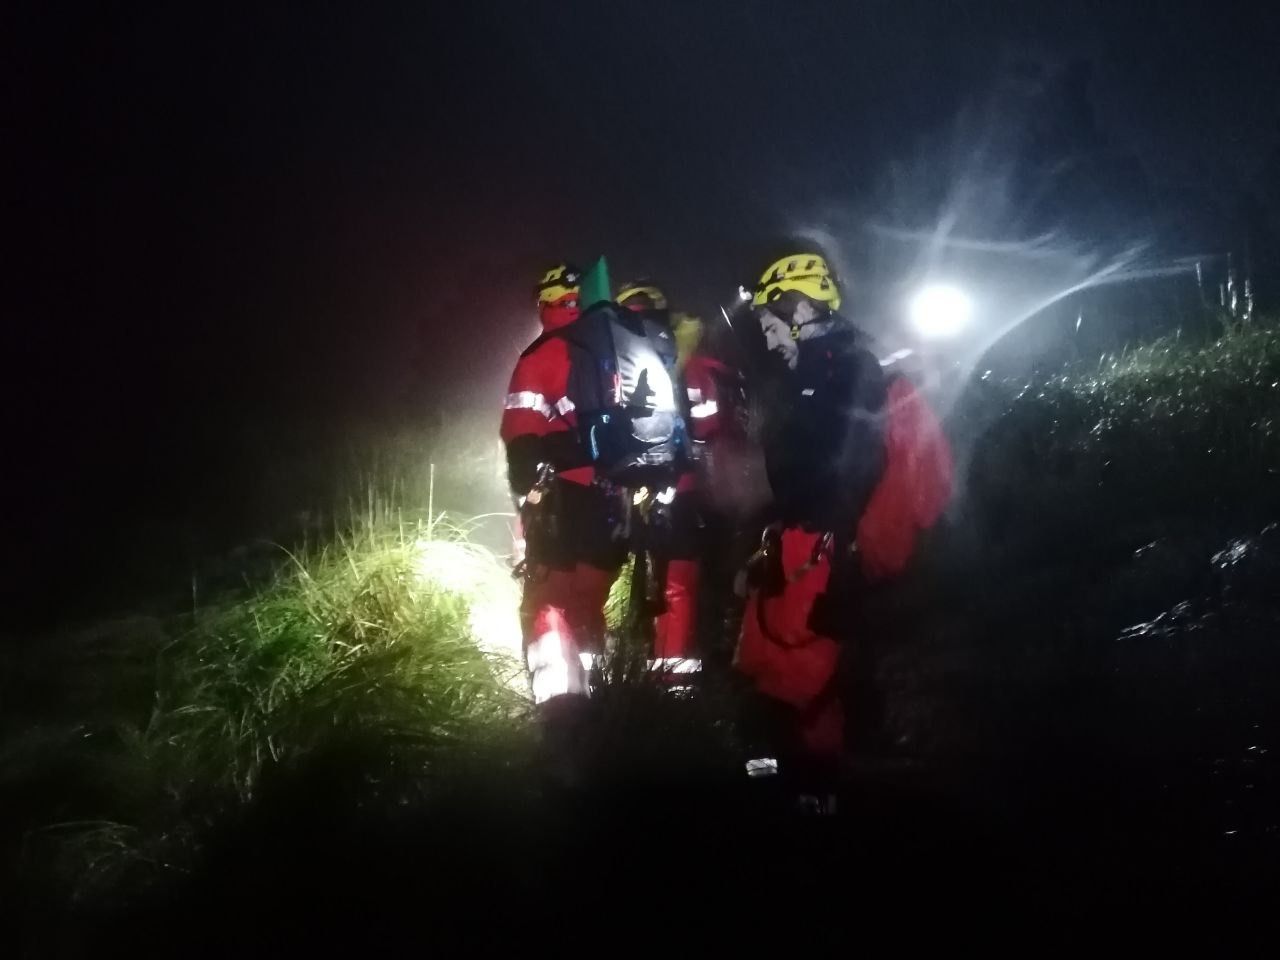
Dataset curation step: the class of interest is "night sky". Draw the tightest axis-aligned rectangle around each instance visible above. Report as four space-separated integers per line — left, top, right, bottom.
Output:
5 1 1279 618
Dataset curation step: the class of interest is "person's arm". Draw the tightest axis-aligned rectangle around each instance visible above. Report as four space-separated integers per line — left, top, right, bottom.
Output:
500 338 588 497
836 344 889 536
808 343 889 635
684 355 725 443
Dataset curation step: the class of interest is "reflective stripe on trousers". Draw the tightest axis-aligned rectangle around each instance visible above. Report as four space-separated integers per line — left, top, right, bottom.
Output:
525 607 588 704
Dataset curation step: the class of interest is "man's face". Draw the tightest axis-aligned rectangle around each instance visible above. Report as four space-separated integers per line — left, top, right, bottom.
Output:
758 309 798 370
538 293 580 331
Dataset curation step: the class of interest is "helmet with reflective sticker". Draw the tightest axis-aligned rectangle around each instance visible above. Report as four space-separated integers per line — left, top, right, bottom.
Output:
751 253 841 311
536 263 582 305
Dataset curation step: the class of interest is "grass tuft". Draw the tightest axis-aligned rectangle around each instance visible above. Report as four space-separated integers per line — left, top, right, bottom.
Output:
5 515 533 907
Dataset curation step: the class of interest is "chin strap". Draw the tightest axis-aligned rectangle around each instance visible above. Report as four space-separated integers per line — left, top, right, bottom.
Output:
792 318 835 342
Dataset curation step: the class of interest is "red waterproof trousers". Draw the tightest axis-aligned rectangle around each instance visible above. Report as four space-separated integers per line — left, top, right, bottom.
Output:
735 528 843 759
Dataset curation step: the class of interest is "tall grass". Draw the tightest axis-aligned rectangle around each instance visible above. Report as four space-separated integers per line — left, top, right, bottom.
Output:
158 518 528 797
6 507 750 926
5 514 533 907
969 317 1280 558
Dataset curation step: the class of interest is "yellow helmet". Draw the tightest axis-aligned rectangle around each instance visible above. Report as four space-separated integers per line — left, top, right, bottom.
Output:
536 263 582 305
616 280 668 312
751 253 841 311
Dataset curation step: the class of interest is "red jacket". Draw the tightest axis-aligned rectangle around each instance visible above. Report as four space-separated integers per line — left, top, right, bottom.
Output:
501 332 594 493
683 353 738 444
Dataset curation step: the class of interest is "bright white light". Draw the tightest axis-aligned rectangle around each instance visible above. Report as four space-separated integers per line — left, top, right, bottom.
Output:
411 537 526 690
909 284 972 338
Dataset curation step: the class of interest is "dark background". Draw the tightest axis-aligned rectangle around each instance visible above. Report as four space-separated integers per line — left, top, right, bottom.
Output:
5 1 1279 624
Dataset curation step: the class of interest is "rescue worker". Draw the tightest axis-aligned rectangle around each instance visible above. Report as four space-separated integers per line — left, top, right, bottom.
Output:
615 280 703 687
735 250 953 815
677 310 750 504
734 251 887 809
672 309 756 666
501 264 626 716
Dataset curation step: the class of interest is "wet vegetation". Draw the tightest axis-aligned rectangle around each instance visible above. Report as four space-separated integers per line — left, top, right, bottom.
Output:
862 317 1280 900
4 318 1280 950
2 520 531 940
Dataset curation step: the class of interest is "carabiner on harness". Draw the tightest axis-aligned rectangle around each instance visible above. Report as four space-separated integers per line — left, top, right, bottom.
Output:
742 523 786 597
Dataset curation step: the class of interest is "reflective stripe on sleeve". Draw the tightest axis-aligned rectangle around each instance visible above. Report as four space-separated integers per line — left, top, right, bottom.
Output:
505 391 575 419
504 391 553 418
690 399 719 419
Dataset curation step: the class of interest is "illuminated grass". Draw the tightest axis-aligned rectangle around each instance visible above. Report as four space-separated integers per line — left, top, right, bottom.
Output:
160 519 529 799
973 317 1280 543
7 515 534 905
1045 318 1280 424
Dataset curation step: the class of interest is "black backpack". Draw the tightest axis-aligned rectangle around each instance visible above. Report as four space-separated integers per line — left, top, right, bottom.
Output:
560 302 688 485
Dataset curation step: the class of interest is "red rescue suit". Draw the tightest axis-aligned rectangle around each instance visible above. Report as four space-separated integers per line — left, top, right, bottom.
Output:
736 527 844 757
684 353 735 443
502 303 624 704
649 470 701 668
736 372 952 758
649 352 745 670
735 325 952 772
